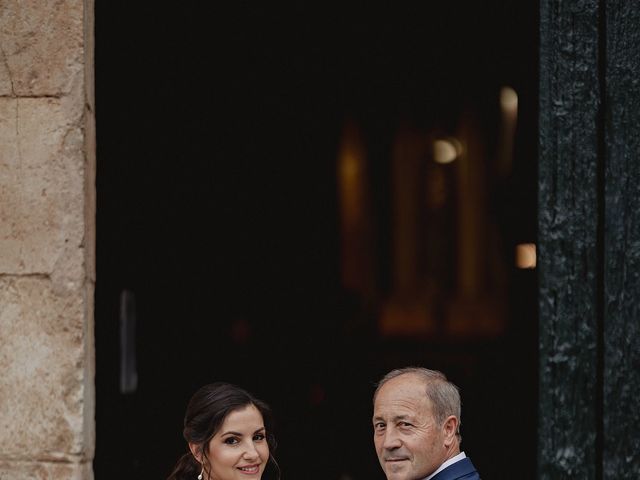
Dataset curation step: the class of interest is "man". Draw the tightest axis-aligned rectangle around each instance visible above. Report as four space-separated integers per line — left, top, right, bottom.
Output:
372 367 480 480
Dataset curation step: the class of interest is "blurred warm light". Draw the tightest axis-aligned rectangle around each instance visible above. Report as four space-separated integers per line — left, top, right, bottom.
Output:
337 119 374 298
497 86 518 179
433 138 462 164
500 86 518 114
337 123 366 226
340 152 359 181
516 243 536 269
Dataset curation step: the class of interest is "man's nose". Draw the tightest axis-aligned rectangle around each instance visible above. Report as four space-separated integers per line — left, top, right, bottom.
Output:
382 429 402 450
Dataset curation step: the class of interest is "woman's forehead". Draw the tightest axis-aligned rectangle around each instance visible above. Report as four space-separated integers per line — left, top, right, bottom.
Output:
219 404 265 431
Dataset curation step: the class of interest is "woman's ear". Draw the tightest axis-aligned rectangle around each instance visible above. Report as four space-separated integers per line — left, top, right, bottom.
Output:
188 443 202 463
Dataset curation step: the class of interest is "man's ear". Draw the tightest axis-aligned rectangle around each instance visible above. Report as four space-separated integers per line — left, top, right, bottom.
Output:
442 416 459 447
189 443 202 463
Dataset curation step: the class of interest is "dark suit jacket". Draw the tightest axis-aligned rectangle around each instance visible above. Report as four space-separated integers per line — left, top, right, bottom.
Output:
430 457 480 480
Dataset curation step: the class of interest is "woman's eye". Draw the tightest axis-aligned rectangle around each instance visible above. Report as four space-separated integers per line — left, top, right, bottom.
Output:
253 433 265 441
224 437 239 445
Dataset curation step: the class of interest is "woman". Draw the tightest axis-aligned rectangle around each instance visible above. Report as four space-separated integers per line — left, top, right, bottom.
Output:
168 382 280 480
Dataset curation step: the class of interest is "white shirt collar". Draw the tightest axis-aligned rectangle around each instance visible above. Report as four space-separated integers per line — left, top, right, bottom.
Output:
423 451 466 480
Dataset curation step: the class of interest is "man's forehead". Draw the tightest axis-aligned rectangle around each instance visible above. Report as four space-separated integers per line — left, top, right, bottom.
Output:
373 385 432 419
373 406 420 421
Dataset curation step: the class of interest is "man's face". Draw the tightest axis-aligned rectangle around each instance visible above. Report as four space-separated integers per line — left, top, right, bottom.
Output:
372 374 448 480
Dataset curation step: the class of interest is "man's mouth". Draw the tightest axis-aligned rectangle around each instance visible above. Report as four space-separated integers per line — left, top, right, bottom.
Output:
237 464 261 474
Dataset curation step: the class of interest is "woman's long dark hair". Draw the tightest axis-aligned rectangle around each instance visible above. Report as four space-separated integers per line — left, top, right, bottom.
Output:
167 382 280 480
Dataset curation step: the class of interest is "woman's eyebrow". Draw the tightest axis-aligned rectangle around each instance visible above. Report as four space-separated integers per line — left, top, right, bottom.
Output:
222 426 265 436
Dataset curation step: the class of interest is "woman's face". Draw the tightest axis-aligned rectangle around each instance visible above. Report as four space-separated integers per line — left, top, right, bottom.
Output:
201 404 270 480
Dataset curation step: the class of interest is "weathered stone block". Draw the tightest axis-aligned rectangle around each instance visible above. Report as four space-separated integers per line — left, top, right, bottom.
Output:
0 0 84 97
0 96 86 277
0 460 93 480
0 277 91 461
0 51 13 96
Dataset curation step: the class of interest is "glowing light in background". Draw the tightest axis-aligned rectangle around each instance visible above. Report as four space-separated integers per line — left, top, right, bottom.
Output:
500 86 518 114
339 150 362 224
497 86 518 178
337 119 374 299
338 126 366 226
433 137 462 164
516 243 536 269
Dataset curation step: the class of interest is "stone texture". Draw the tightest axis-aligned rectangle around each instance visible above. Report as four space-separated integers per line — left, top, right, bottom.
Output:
604 0 640 477
0 0 95 478
0 460 93 480
0 276 90 461
83 0 96 284
0 94 85 277
0 0 84 97
540 1 640 478
538 0 600 478
0 48 14 96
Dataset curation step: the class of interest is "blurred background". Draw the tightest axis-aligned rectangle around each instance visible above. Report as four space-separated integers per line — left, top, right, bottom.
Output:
95 2 538 479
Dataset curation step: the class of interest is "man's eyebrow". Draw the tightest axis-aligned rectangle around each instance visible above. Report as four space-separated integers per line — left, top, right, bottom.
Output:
392 414 410 421
372 414 410 422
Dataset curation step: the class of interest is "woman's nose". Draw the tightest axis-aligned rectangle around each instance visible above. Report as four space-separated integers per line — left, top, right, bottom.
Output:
242 442 259 460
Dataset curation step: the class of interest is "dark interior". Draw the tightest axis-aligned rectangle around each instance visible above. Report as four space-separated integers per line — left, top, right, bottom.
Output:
95 3 538 479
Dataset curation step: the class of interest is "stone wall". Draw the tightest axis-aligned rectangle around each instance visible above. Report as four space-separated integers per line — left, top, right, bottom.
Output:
539 0 640 478
0 1 95 478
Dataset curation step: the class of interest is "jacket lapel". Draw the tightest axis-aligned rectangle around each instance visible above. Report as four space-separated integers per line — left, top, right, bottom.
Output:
430 457 479 480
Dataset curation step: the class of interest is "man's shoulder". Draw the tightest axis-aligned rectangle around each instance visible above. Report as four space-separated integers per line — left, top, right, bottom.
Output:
430 457 480 480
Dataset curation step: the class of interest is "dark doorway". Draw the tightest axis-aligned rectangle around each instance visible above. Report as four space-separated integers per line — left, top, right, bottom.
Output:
95 3 538 479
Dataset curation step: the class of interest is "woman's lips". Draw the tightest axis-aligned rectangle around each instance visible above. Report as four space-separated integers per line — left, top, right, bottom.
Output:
237 464 260 474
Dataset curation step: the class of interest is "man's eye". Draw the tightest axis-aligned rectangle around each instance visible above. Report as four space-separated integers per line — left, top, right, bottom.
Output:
224 437 239 445
399 422 413 427
374 422 386 431
253 433 266 441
